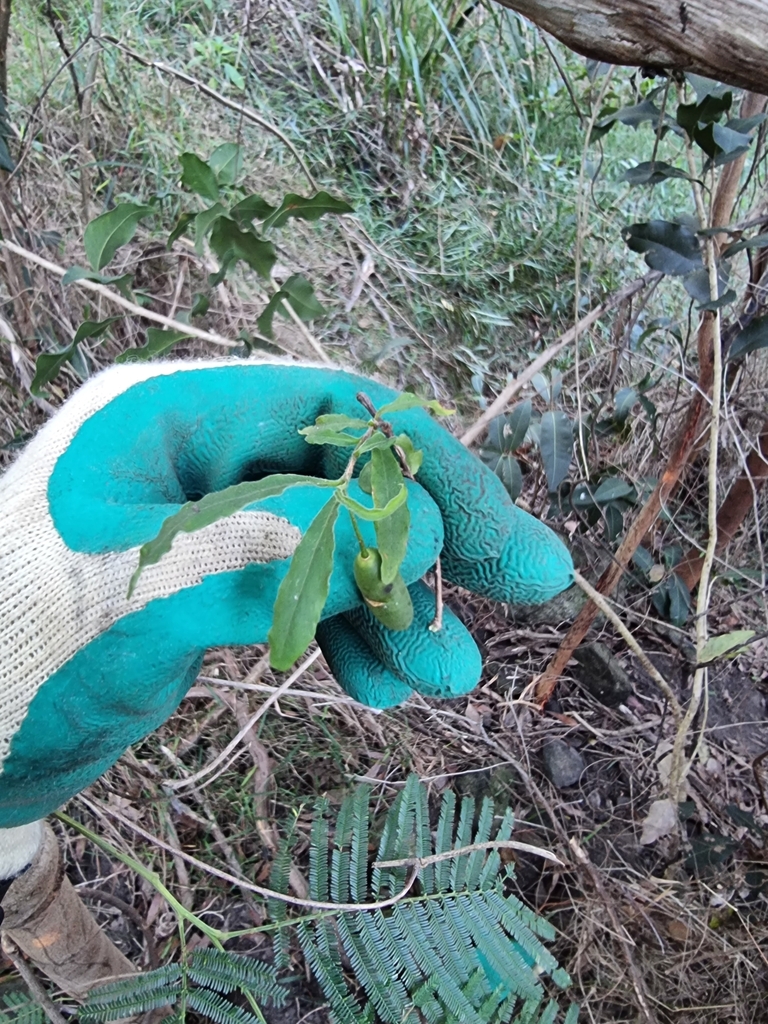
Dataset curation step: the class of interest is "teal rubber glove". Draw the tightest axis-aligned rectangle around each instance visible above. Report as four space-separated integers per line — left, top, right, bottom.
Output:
0 360 573 828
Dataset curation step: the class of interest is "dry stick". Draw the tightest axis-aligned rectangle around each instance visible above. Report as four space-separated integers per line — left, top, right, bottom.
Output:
376 839 563 869
570 570 682 725
0 237 297 354
99 36 317 191
459 271 661 447
532 97 763 706
667 141 724 804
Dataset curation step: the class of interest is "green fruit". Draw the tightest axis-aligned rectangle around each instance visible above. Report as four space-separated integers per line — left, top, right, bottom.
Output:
353 547 414 631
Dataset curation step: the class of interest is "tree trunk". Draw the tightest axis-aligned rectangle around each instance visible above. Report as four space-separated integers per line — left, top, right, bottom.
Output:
492 0 768 95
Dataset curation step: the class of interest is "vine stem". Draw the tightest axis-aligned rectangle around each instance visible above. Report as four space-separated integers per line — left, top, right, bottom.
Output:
667 132 723 803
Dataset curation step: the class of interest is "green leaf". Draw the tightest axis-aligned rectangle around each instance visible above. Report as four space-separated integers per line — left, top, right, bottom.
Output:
194 203 227 254
73 316 123 343
257 275 325 338
495 453 523 501
539 411 573 492
190 292 210 317
83 203 154 271
179 152 220 203
485 401 531 454
614 387 637 423
727 315 768 361
337 485 407 522
168 212 195 246
262 191 354 231
314 414 370 431
394 435 423 475
231 194 277 227
128 473 333 596
30 317 122 395
116 328 191 363
623 220 701 277
371 446 409 584
209 143 244 185
62 265 135 298
209 217 276 280
603 503 624 542
721 232 768 258
592 477 634 503
355 431 400 455
699 630 755 664
683 262 730 305
268 495 340 671
375 392 454 417
298 426 361 447
622 161 691 186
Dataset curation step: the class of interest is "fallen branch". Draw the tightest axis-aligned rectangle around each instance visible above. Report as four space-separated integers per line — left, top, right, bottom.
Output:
460 271 661 448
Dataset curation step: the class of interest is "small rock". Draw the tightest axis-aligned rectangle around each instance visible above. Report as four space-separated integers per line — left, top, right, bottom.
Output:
573 641 633 707
541 739 586 788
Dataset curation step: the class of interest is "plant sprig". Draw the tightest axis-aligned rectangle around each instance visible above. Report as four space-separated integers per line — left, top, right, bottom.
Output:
127 391 453 670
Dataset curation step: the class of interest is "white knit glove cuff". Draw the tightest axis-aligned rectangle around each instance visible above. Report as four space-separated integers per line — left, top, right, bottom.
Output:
0 820 43 879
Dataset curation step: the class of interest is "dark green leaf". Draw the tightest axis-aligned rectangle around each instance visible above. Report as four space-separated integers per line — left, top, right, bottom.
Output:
677 91 732 133
375 392 454 417
61 266 135 298
116 328 191 363
31 346 77 395
371 446 409 584
190 292 210 317
623 221 701 276
685 74 729 103
496 454 522 501
209 143 244 185
268 495 340 671
258 275 325 338
614 387 637 423
129 473 333 597
83 203 154 271
231 194 277 227
697 288 737 311
683 262 729 304
603 503 624 542
168 212 195 246
539 411 573 491
209 217 276 279
73 316 122 343
194 203 227 254
621 161 691 186
721 232 768 258
632 546 654 572
592 477 634 503
179 152 220 203
262 191 354 231
727 315 768 360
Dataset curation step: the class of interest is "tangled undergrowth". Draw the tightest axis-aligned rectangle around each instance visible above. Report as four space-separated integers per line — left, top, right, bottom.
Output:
1 0 768 1020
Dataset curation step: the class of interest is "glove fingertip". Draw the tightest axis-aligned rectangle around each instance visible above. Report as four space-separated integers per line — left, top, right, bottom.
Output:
316 616 414 710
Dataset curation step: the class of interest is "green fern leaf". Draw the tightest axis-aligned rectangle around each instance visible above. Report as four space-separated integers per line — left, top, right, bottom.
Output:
478 808 514 889
297 921 374 1024
186 987 260 1024
434 788 457 892
187 950 287 1007
349 785 371 902
309 798 331 900
336 912 409 1021
81 965 182 1021
450 796 475 891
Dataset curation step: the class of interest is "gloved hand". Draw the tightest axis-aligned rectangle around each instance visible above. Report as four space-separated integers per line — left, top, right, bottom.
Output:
0 360 572 831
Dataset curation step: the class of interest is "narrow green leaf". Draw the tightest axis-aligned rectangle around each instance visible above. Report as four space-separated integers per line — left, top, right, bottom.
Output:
727 315 768 361
338 485 407 522
209 143 244 185
539 411 573 492
179 152 220 203
262 191 354 231
722 232 768 258
62 265 135 298
168 212 195 246
698 630 755 664
268 495 340 671
128 474 333 596
375 392 454 417
30 317 122 395
83 203 154 271
117 328 191 363
298 426 361 447
371 446 409 584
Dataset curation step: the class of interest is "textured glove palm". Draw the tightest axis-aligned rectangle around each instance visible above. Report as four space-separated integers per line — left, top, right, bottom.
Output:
0 361 573 828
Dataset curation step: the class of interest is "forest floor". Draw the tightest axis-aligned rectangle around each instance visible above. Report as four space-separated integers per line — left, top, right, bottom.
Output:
1 0 768 1021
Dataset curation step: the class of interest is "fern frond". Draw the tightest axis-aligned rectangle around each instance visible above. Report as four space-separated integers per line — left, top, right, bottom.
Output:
349 785 371 902
309 797 330 901
434 788 457 892
0 991 45 1024
413 776 435 893
465 797 495 889
478 808 514 889
450 795 475 891
187 949 287 1007
297 921 374 1024
186 987 261 1024
80 964 182 1021
268 822 295 970
331 790 355 903
336 912 410 1021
